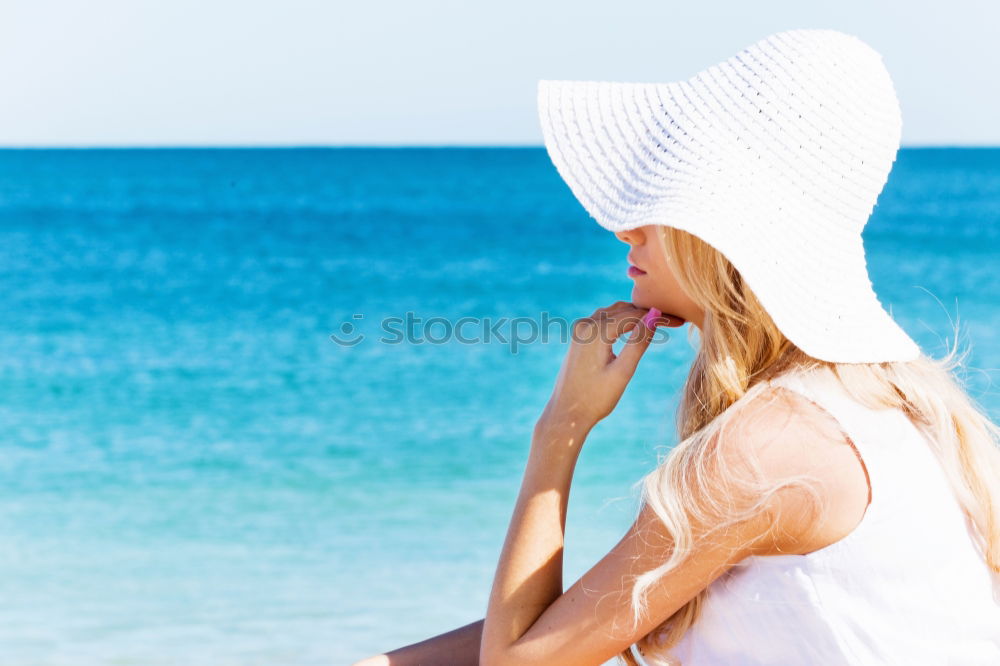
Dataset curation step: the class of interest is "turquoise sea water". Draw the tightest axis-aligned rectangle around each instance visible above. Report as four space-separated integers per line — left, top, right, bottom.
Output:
0 147 997 664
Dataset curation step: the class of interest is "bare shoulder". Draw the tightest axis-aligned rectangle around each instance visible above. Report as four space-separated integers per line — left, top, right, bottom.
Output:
714 383 873 557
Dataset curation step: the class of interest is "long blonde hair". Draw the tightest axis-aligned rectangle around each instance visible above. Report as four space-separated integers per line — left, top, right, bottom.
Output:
617 226 1000 665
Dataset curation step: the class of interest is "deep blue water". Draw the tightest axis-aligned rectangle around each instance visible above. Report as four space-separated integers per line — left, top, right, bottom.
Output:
0 147 997 664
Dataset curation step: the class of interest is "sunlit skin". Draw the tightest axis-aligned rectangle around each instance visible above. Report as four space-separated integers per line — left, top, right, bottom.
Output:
473 227 868 665
354 225 871 666
615 223 705 331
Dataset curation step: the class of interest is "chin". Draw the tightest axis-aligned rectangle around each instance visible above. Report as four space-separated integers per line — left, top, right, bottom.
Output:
632 289 688 322
629 287 659 310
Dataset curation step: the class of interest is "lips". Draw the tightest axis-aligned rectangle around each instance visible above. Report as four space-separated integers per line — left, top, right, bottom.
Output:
627 254 647 277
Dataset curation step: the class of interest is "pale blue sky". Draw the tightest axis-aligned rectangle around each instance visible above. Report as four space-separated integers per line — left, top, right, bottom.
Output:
1 0 996 146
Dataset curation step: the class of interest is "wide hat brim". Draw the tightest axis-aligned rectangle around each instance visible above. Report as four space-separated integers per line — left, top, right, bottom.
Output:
536 30 921 364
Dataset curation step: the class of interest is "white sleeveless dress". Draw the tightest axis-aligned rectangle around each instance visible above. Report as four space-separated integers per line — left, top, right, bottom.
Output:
630 365 1000 665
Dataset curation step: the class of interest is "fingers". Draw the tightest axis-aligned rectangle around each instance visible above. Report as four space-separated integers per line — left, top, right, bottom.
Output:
600 305 658 341
573 303 675 345
610 308 648 340
615 317 656 373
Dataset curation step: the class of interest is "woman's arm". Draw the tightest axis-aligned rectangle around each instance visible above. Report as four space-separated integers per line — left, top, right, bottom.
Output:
481 303 673 666
351 618 483 666
477 304 858 666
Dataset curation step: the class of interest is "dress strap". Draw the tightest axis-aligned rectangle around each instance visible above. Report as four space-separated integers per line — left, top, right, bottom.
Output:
767 365 961 554
765 366 910 548
629 642 652 665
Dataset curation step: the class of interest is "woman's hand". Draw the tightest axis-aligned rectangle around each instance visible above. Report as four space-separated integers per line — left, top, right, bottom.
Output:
539 301 671 434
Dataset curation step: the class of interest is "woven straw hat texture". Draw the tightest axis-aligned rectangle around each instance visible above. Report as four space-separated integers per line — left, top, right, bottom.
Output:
537 29 921 363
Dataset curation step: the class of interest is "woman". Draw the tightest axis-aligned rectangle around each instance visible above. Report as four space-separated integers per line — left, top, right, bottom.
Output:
355 29 1000 665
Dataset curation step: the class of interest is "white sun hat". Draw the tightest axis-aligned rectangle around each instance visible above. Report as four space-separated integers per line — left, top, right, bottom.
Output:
537 28 921 364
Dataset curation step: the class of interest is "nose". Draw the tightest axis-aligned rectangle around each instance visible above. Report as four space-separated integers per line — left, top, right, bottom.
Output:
614 226 646 246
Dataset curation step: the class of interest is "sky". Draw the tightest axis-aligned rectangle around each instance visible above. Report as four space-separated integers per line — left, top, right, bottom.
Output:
1 0 996 147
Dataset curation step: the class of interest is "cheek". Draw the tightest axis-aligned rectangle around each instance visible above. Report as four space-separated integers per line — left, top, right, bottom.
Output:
646 253 677 286
656 251 686 293
648 260 693 305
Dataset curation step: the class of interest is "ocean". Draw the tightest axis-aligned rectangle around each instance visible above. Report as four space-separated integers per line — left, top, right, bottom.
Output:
0 147 997 664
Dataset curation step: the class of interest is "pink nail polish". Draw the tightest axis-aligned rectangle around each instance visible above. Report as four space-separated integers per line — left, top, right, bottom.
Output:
641 307 662 329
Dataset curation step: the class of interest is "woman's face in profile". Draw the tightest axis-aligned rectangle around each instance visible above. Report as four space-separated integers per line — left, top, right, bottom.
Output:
614 224 703 330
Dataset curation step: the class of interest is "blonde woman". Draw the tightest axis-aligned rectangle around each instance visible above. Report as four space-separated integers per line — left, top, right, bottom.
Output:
354 29 1000 665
